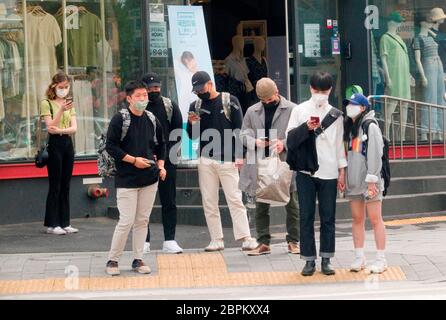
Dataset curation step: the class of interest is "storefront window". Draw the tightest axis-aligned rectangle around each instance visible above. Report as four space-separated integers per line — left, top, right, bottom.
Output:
0 0 143 163
370 0 446 142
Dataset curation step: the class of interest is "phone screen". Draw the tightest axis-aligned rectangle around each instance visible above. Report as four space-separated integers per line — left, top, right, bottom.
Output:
311 116 320 124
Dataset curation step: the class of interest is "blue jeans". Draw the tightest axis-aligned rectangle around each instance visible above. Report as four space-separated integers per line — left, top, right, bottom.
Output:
296 172 338 261
422 57 445 132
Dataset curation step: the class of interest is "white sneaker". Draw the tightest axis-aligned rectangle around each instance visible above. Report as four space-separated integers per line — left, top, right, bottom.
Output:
366 259 388 274
46 227 67 235
163 240 183 254
143 242 151 254
205 240 224 252
241 237 258 251
64 226 79 234
350 256 367 272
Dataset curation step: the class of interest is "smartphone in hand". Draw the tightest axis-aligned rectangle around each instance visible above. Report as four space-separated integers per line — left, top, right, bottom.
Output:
310 116 320 125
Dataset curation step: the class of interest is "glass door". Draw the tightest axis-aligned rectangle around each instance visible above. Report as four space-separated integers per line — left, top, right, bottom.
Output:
289 0 342 106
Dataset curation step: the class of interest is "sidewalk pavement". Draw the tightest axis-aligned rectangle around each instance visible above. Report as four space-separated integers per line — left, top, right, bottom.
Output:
1 217 446 296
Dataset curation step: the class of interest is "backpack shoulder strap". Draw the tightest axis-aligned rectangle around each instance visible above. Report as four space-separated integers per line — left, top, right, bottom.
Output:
119 108 131 142
194 98 202 114
161 96 173 123
314 107 343 137
222 92 238 121
144 110 159 145
361 119 379 155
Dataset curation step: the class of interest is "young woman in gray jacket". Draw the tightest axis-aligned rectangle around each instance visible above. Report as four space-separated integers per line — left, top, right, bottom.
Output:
343 94 387 274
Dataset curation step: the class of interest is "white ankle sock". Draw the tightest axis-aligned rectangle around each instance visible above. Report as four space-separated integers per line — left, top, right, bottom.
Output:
355 248 365 258
376 250 386 260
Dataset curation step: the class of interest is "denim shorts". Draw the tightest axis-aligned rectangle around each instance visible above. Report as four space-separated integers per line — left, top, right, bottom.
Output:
347 192 383 203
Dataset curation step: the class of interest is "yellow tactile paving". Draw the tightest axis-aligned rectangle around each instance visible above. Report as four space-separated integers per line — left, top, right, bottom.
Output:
0 253 406 296
384 215 446 226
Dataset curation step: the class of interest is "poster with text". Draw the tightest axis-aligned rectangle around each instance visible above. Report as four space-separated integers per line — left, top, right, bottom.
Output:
168 5 214 160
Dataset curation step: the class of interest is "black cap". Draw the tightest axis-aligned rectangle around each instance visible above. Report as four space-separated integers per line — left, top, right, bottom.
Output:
191 71 211 92
141 72 161 88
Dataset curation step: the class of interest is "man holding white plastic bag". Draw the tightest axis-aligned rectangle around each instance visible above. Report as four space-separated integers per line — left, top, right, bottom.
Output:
239 78 300 256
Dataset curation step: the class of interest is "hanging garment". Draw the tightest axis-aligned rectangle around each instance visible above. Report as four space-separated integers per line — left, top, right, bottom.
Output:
58 11 102 67
97 39 113 72
22 12 62 118
0 44 4 120
73 80 95 155
5 40 21 97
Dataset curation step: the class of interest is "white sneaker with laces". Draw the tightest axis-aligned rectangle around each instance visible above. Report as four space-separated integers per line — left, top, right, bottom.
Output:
143 242 151 254
366 259 388 274
241 237 258 251
47 227 67 235
64 226 79 234
350 256 367 272
205 240 224 252
163 240 183 254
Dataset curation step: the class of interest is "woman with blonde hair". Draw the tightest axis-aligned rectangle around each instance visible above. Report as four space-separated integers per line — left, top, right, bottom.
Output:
41 72 78 235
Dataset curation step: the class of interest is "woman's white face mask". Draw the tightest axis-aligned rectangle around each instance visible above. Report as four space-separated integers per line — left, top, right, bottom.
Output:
56 88 70 99
346 104 363 119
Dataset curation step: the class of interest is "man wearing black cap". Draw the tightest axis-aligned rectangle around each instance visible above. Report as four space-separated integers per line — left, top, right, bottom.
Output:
141 72 183 254
187 71 258 252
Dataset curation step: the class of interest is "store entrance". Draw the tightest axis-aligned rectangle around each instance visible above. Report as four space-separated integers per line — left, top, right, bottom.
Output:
192 0 289 113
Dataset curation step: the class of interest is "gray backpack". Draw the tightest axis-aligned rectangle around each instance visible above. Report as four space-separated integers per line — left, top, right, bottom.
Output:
98 108 158 177
194 92 235 121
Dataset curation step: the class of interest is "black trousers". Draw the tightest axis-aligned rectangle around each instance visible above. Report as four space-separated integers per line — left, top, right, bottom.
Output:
44 135 74 228
296 172 338 261
146 163 177 242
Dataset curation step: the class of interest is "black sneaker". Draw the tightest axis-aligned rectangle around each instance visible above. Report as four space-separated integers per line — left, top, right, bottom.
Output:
321 258 336 276
301 260 316 276
106 260 120 276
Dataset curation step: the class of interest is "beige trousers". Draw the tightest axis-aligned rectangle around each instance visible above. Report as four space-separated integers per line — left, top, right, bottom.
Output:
108 183 158 262
197 157 251 241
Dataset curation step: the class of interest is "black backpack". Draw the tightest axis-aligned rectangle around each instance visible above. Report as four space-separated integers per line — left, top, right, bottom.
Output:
362 119 391 197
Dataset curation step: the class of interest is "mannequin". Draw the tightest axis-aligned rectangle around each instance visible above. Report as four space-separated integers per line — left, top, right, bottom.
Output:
428 8 446 96
224 35 254 113
380 13 413 141
414 12 445 140
246 37 268 93
225 36 253 91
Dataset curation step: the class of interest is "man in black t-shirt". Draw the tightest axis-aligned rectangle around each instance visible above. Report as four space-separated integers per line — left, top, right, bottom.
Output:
186 71 258 252
142 72 184 254
105 81 166 276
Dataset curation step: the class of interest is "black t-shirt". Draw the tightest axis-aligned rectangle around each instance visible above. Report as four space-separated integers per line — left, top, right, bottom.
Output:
264 102 279 157
146 96 183 165
106 108 166 188
186 93 244 162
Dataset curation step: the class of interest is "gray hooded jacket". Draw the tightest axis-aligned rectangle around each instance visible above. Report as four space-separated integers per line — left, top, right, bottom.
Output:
345 111 384 196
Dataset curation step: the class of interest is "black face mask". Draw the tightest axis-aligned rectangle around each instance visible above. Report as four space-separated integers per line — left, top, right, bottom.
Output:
197 92 211 101
148 92 161 101
262 99 280 109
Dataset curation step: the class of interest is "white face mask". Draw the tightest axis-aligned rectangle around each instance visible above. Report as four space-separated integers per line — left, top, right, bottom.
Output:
312 93 329 108
346 104 363 119
56 88 70 99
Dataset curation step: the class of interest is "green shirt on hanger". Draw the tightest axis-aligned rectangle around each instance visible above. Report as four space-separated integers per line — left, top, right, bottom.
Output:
58 11 102 67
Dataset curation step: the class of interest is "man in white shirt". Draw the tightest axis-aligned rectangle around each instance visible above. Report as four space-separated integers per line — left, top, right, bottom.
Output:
286 72 347 276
